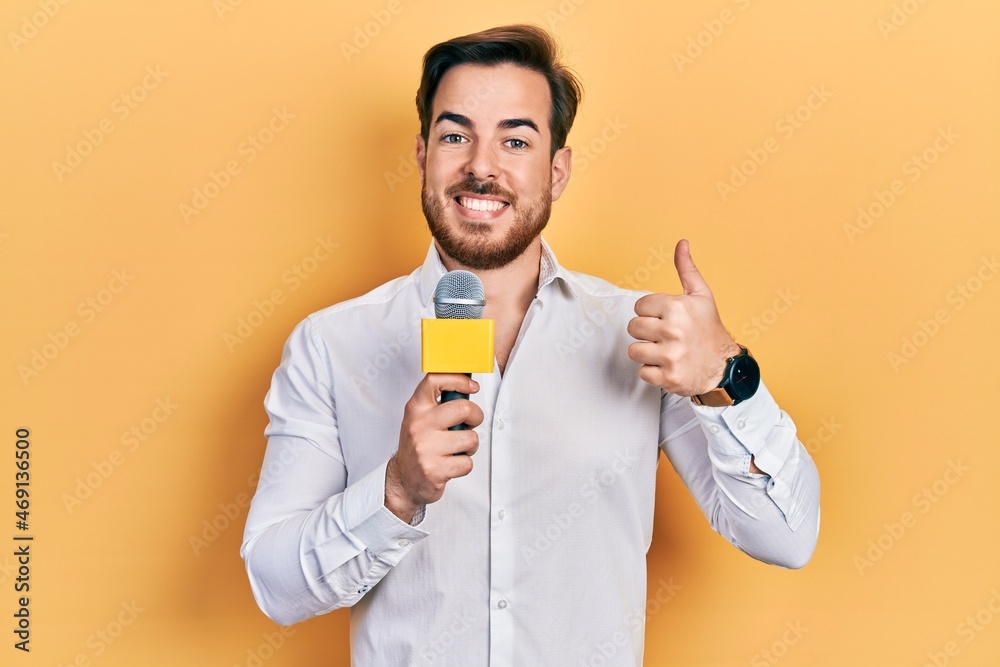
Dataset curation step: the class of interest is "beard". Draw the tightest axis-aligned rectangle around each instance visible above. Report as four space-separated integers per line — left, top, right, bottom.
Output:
421 173 552 271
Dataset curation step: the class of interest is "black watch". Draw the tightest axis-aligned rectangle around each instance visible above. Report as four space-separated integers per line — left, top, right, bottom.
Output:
692 346 760 407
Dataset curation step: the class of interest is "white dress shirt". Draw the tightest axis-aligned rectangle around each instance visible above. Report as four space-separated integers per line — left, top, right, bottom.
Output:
240 237 820 666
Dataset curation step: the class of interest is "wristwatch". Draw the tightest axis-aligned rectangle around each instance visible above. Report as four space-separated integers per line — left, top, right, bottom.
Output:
691 345 760 407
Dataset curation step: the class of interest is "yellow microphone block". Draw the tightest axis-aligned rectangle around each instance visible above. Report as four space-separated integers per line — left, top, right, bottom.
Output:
421 319 495 373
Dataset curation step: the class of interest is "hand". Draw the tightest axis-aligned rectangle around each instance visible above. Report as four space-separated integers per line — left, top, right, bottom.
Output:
627 239 741 397
384 373 485 523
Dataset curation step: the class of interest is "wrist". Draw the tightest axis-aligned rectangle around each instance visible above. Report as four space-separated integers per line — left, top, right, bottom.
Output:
384 457 419 523
702 339 742 394
692 343 760 407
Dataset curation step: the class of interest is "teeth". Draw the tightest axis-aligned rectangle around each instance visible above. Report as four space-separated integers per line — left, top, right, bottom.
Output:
458 196 507 212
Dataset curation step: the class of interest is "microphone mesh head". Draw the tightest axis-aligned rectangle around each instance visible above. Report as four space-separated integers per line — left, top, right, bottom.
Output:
434 270 486 319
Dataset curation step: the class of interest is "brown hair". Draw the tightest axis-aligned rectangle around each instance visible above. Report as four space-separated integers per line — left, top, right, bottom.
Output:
416 24 583 160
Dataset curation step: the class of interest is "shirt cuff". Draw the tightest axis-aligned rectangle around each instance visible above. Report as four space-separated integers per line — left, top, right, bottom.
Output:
341 460 429 566
688 381 807 529
688 381 789 472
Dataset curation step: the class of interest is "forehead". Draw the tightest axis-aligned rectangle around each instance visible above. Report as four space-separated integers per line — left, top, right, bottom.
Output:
433 63 551 133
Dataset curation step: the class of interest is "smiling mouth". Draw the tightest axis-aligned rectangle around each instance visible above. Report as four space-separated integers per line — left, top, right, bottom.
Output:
454 196 510 212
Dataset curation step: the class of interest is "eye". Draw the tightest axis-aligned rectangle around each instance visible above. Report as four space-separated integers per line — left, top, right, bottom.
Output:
505 138 528 150
442 133 466 145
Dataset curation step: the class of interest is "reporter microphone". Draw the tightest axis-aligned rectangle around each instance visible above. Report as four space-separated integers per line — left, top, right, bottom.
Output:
423 270 494 431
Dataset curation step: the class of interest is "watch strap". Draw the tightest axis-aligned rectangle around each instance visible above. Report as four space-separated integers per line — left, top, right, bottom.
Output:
691 387 734 407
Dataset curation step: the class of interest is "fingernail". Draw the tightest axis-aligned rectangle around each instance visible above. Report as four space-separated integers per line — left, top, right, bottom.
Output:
471 379 480 390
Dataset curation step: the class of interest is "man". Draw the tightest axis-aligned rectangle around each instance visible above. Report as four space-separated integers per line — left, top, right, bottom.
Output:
241 24 820 666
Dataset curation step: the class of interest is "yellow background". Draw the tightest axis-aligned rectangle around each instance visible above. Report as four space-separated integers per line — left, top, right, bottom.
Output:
2 0 998 664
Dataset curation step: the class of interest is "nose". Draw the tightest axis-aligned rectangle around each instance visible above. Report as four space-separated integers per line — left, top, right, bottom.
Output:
466 139 499 181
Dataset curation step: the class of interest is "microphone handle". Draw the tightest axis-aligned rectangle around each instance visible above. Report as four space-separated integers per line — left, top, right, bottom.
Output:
441 373 472 431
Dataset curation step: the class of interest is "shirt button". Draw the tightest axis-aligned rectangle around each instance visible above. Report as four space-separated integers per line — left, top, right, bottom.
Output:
736 418 747 430
497 599 508 610
358 585 369 593
496 418 505 431
398 539 411 548
498 509 506 521
709 425 720 434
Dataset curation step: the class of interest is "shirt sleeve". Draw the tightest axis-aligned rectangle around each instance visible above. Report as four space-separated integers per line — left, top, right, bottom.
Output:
658 380 820 569
240 316 428 626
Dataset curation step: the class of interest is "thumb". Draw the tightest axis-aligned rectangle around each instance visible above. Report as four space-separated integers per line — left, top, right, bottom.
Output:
674 239 711 295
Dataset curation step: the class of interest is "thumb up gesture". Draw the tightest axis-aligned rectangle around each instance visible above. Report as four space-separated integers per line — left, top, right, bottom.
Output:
627 240 741 397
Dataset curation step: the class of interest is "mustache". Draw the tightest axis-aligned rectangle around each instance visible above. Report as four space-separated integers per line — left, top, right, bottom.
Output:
444 176 516 202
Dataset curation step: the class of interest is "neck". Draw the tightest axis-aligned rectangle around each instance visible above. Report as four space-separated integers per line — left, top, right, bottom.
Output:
435 237 542 319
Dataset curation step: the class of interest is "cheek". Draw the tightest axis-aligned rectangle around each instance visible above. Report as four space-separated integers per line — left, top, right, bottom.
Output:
512 173 548 201
424 169 449 194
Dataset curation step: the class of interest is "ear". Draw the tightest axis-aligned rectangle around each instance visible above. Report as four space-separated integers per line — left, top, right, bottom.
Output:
415 134 427 179
550 145 572 202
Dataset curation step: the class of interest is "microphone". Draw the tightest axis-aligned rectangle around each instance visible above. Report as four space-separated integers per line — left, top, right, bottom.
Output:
434 270 486 320
428 270 489 431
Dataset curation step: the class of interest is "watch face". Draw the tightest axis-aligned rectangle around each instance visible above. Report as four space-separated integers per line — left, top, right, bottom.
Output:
728 354 761 401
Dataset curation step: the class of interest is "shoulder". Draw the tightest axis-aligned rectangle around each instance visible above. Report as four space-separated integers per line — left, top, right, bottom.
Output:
276 269 421 355
546 268 648 333
560 268 647 312
307 270 420 326
561 268 644 299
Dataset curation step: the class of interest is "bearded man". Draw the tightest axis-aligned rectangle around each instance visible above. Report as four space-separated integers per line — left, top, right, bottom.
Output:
241 24 820 666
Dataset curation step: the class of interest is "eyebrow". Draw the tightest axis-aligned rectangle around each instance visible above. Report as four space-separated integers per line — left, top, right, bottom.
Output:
434 111 540 134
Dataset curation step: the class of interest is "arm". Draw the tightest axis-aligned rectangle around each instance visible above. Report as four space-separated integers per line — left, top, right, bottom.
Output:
627 239 819 567
659 382 820 568
240 317 484 625
240 317 427 625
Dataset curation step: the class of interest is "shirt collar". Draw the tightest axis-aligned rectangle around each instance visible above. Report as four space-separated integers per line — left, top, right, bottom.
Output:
418 236 575 306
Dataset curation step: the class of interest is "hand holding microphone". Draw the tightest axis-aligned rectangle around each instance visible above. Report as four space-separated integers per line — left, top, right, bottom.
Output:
384 270 494 523
385 373 484 523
